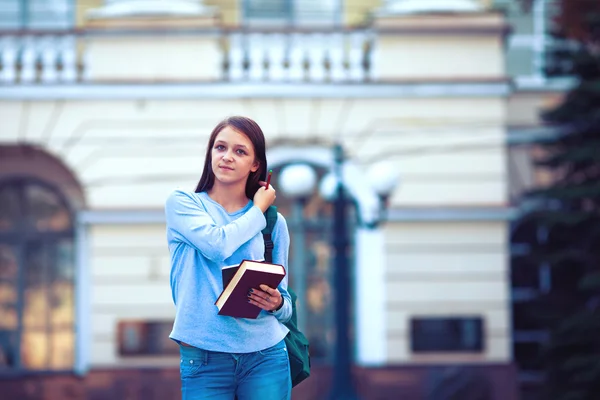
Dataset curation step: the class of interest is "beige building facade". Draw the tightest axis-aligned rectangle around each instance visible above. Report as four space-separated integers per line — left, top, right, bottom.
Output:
0 0 567 398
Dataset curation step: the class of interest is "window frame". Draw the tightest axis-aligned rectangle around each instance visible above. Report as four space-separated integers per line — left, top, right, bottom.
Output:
0 177 77 376
241 0 342 27
0 0 75 30
410 316 485 354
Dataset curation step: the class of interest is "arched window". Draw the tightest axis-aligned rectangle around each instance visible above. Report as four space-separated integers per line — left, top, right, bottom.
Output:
0 178 76 371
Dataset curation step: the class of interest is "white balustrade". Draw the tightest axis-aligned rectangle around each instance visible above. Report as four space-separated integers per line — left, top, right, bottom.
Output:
0 34 81 84
224 30 371 83
0 29 371 85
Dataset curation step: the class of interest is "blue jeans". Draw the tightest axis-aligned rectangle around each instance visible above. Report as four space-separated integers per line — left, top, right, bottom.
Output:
179 340 291 400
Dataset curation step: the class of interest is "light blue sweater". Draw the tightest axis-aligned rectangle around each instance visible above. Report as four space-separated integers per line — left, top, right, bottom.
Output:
165 189 292 353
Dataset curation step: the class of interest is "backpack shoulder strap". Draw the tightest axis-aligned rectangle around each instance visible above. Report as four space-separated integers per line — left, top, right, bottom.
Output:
262 205 277 263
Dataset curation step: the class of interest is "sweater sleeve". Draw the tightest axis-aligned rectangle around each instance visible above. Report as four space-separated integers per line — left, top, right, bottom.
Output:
269 212 293 323
165 190 266 263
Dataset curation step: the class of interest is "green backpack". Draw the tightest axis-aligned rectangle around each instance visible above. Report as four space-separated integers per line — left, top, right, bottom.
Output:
263 205 311 388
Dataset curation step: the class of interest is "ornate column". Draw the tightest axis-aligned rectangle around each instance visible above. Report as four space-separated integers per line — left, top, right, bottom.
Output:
83 1 222 82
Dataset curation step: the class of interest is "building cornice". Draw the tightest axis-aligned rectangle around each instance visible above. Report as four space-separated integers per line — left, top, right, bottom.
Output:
79 206 518 225
0 82 512 100
386 207 518 222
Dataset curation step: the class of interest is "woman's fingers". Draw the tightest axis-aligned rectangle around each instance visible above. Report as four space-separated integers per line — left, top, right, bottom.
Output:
259 284 276 294
248 296 270 310
248 286 281 311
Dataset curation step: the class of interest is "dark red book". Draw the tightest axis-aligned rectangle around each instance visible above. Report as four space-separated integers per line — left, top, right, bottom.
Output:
216 260 286 319
221 264 239 289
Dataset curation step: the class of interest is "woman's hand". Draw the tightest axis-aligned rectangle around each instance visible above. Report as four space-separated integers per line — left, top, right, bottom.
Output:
248 284 283 312
253 181 276 213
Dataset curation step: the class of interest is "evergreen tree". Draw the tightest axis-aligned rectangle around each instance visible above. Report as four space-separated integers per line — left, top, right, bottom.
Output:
516 1 600 399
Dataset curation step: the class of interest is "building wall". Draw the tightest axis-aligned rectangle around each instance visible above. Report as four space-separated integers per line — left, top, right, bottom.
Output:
345 0 382 26
385 221 510 363
0 96 507 209
206 0 240 26
89 223 174 367
75 0 103 26
0 93 509 367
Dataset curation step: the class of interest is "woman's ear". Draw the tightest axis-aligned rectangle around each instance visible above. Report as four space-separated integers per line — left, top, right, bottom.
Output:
251 160 259 173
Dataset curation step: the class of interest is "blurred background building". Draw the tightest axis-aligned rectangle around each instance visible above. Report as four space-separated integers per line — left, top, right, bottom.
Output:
0 0 573 399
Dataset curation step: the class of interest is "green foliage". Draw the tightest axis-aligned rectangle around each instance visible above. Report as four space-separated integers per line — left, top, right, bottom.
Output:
514 3 600 399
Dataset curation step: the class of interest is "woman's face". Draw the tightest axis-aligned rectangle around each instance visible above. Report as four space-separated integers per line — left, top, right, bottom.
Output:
211 125 259 187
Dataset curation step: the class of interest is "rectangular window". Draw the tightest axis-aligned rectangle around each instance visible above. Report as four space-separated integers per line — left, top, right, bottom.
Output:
242 0 340 26
117 321 178 356
0 0 73 30
410 316 484 353
500 0 572 81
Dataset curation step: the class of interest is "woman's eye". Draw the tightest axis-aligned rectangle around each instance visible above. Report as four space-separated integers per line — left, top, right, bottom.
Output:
215 145 225 151
236 149 247 155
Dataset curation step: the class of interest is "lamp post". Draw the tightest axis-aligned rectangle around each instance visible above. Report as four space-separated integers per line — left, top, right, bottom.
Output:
328 143 358 399
278 145 399 399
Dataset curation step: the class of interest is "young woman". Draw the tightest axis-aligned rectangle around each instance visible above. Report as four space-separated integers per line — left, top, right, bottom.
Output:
165 116 292 399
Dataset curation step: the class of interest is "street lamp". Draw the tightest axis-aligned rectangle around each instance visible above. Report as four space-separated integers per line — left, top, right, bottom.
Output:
279 145 399 399
368 160 401 223
328 143 357 399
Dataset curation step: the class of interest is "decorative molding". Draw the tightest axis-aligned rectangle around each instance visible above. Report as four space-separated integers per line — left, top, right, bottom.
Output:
387 207 518 222
78 207 518 225
0 82 512 100
78 210 165 225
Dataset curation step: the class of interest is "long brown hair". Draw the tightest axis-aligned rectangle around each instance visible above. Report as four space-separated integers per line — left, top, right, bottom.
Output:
195 116 267 199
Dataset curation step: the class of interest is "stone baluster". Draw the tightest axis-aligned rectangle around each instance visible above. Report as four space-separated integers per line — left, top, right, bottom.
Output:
348 32 366 82
307 34 326 82
266 33 286 81
0 37 17 83
365 31 376 81
41 36 59 83
60 35 78 82
329 33 346 82
288 34 305 82
81 46 92 82
21 37 37 83
227 32 245 81
247 33 265 81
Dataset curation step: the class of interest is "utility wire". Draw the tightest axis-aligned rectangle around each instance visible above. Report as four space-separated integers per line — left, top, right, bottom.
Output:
82 137 518 187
